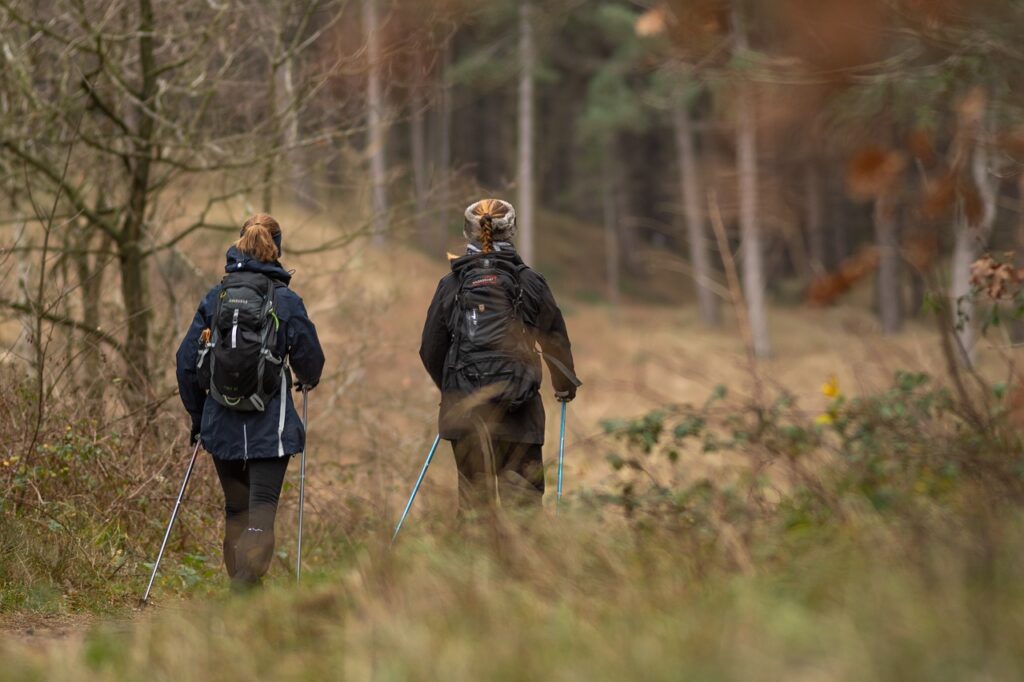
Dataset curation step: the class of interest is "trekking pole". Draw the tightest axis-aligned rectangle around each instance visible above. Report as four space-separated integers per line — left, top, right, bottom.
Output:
296 387 309 583
556 401 567 513
140 440 201 606
392 434 441 543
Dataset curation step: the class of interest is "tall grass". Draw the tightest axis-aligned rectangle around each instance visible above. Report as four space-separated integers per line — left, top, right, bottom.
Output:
3 505 1024 681
2 368 1024 680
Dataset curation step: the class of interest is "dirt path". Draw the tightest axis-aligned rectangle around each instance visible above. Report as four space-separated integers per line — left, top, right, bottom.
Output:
0 613 97 648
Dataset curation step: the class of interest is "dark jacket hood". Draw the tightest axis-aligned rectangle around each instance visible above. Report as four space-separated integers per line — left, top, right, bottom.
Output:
450 248 524 274
225 245 292 285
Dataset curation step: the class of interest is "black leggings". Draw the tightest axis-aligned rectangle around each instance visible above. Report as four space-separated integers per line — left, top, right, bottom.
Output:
213 456 290 586
452 433 545 512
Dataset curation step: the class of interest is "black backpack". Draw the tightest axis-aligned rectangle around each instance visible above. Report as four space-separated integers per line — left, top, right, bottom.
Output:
196 271 285 412
443 254 540 411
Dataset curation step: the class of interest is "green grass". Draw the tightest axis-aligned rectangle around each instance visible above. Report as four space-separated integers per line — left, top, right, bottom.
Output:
3 366 1024 680
3 508 1024 681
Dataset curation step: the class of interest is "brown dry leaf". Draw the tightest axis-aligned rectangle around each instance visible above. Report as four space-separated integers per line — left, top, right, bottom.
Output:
956 87 987 128
921 173 956 220
847 146 906 200
635 5 669 37
805 246 880 307
907 129 937 166
959 179 984 227
903 231 938 272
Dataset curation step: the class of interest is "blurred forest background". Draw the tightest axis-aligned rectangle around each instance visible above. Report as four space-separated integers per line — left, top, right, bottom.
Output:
3 1 1024 679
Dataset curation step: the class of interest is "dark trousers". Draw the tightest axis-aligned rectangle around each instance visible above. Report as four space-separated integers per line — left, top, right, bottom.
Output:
213 456 290 587
452 434 545 511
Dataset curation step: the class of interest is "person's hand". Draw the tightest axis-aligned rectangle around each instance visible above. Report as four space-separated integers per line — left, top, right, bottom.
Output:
294 381 317 392
555 388 576 403
190 422 202 446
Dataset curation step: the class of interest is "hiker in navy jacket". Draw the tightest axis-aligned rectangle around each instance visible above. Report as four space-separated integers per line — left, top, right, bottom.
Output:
420 199 579 512
176 214 324 589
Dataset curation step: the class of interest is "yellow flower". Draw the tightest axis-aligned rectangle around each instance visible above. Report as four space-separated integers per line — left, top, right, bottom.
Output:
814 413 834 426
821 376 840 399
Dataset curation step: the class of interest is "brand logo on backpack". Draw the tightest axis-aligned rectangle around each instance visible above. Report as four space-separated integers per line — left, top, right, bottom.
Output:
196 271 284 413
469 275 499 288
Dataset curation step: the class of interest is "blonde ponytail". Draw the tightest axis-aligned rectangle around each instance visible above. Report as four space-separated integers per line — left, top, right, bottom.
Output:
479 214 495 253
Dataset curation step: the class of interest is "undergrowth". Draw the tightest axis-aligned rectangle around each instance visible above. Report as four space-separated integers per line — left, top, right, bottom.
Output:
2 369 1024 680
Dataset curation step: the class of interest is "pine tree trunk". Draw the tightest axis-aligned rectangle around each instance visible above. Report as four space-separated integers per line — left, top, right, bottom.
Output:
517 0 536 265
875 190 903 335
364 0 388 246
436 42 453 245
1012 175 1024 343
736 80 771 358
601 143 621 311
411 75 430 250
673 100 719 327
805 157 826 275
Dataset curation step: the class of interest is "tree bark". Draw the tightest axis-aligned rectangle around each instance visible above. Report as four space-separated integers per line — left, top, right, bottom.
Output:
517 0 536 265
120 0 158 393
601 142 621 311
436 40 453 246
804 156 826 275
364 0 388 246
735 79 771 358
874 190 903 335
673 99 720 327
74 230 109 408
951 124 997 366
1012 175 1024 343
411 64 430 250
275 55 313 210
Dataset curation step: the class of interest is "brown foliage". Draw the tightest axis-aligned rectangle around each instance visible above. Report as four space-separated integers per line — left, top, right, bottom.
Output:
805 246 880 306
969 253 1024 302
921 173 957 220
846 146 907 201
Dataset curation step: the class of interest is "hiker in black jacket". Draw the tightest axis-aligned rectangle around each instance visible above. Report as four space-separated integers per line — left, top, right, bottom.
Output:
176 214 324 589
420 199 579 511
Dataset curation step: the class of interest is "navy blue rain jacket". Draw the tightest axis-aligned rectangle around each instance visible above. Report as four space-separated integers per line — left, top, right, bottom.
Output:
175 246 325 460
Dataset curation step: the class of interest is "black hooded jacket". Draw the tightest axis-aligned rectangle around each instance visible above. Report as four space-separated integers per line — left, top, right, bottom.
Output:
419 249 577 444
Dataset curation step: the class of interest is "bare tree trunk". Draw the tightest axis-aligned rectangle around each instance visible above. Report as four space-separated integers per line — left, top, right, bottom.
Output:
75 231 108 408
952 127 997 366
1012 175 1024 343
735 81 770 357
121 0 158 393
673 99 719 327
364 0 388 246
411 68 430 250
805 157 826 275
601 143 620 311
517 0 536 265
275 55 313 210
436 41 453 246
875 189 903 334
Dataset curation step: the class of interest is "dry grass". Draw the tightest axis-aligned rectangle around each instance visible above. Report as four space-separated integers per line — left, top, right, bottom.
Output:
3 198 1024 679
